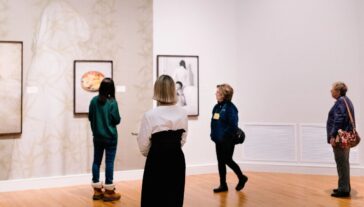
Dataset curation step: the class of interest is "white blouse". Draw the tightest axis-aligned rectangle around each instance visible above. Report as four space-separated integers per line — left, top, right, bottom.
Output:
137 105 188 157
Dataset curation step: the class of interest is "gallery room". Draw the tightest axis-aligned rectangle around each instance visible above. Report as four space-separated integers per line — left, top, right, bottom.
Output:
0 0 363 206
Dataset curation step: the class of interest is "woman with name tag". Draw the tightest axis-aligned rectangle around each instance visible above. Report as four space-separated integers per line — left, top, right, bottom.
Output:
210 83 248 193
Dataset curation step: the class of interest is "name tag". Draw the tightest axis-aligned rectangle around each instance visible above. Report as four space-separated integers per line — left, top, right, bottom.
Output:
213 113 220 120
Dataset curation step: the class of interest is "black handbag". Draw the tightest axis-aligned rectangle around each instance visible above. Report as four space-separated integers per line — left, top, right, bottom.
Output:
232 127 245 145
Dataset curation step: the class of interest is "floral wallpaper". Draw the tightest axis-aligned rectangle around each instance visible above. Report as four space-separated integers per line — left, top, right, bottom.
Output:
0 0 152 180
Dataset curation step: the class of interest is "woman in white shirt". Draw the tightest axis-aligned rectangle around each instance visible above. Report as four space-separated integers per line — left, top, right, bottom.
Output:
137 75 188 207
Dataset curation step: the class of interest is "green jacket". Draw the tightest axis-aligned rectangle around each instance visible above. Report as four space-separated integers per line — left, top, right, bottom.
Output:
88 95 121 141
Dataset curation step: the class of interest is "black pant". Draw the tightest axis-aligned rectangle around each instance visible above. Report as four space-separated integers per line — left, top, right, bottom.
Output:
216 141 244 185
333 146 351 192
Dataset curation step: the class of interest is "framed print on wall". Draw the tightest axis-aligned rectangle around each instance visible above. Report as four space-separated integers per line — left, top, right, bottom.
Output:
157 55 199 116
0 41 23 135
74 60 113 114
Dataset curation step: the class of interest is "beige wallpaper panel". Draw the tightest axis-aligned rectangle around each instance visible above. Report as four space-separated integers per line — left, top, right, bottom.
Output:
0 0 152 180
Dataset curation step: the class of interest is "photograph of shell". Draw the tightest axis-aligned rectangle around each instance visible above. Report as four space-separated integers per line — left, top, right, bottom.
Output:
74 60 113 114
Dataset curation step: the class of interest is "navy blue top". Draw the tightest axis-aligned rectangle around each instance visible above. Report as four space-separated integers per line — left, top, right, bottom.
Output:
210 101 238 143
326 96 355 143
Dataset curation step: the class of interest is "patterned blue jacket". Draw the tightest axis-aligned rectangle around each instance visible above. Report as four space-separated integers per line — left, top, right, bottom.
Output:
210 101 238 143
326 96 355 143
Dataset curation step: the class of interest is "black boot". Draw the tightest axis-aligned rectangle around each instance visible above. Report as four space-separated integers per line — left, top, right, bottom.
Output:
213 183 228 193
331 191 350 197
236 175 248 191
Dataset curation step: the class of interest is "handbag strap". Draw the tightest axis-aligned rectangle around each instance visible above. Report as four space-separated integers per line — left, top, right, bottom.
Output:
342 97 356 130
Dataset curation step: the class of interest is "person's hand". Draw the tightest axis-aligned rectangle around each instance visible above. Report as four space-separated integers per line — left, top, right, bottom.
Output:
330 137 336 147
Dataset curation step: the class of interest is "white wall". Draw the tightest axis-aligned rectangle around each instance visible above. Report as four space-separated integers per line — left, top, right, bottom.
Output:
237 0 360 123
153 0 241 166
358 0 364 164
154 0 364 173
357 1 364 172
236 0 364 171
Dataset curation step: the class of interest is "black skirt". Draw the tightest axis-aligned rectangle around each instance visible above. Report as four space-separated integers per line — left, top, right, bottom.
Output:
141 129 186 207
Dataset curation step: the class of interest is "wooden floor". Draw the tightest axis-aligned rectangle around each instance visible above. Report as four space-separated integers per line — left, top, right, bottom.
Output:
0 172 364 206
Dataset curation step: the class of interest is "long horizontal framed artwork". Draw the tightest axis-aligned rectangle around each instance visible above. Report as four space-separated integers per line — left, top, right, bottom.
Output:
74 60 113 114
0 41 23 135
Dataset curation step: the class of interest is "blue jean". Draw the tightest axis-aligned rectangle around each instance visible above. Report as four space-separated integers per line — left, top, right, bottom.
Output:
92 139 117 184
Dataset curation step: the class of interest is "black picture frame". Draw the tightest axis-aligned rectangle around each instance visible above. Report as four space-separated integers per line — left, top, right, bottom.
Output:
74 60 113 115
157 55 199 116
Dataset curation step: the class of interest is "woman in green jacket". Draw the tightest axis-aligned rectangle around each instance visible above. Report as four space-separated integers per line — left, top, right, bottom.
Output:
88 78 121 201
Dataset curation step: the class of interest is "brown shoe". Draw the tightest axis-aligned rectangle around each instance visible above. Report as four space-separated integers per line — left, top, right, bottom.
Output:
91 182 104 200
103 184 121 202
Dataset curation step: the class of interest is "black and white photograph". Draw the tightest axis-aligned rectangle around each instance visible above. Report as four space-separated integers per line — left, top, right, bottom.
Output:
157 55 199 116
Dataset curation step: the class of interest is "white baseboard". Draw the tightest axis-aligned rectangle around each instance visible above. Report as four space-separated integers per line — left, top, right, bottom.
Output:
239 161 364 176
0 162 363 192
0 170 143 193
0 165 217 193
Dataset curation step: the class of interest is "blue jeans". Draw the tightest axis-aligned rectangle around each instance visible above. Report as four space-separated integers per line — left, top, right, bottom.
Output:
92 139 117 184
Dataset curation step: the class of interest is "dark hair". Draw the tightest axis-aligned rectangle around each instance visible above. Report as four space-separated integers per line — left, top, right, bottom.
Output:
98 78 115 104
179 60 186 69
176 81 183 87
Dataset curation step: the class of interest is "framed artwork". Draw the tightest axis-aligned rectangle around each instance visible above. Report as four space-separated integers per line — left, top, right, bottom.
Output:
157 55 199 116
74 60 113 114
0 41 23 135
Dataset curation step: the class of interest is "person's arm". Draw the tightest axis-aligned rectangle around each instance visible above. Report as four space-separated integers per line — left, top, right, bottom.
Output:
88 100 92 121
210 105 217 138
110 100 121 125
88 100 93 122
137 114 152 157
224 106 238 137
329 100 346 139
181 114 188 146
330 137 336 147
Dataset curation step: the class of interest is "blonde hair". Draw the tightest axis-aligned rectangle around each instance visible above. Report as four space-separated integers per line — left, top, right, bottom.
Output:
332 81 348 96
217 83 234 101
153 75 177 105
